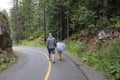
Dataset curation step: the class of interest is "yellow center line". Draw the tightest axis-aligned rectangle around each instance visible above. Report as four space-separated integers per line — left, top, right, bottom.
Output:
40 52 51 80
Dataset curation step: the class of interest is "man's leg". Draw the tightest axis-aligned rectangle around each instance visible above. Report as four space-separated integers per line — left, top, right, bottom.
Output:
52 54 55 63
48 48 51 61
52 48 55 63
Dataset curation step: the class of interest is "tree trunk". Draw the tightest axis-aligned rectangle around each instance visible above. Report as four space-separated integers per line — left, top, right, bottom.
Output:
103 0 108 21
67 5 69 38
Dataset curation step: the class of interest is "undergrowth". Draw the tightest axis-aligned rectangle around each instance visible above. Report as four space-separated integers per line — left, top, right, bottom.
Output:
0 52 17 72
14 37 45 47
65 40 120 80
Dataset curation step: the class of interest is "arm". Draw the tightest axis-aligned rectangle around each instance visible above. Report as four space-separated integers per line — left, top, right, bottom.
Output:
54 39 57 47
46 39 48 48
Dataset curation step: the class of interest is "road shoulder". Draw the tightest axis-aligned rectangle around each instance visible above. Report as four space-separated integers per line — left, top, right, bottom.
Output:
64 51 108 80
0 51 28 74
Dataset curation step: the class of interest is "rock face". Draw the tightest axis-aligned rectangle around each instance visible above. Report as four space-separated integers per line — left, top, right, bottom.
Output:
0 12 12 53
98 26 120 40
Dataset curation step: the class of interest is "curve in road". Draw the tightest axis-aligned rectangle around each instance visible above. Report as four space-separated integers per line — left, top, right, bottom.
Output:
0 46 88 80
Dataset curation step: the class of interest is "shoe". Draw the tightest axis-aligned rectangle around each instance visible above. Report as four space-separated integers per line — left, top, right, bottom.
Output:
52 61 55 63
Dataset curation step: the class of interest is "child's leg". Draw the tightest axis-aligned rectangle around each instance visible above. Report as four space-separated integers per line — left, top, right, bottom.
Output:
58 53 61 60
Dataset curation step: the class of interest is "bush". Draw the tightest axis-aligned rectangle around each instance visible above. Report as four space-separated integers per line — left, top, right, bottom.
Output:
100 41 120 80
65 40 85 56
82 41 120 80
66 40 120 80
27 29 43 41
0 52 17 72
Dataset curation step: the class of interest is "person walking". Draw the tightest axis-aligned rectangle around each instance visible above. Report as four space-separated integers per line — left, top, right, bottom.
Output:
56 42 66 60
46 33 56 63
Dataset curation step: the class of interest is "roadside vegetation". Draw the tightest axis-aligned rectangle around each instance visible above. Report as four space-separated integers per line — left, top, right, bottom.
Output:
0 52 17 72
14 37 45 47
65 40 120 80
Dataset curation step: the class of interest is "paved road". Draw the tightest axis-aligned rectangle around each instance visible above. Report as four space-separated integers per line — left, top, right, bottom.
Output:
0 46 87 80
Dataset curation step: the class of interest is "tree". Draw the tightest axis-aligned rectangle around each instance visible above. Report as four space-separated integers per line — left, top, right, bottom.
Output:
10 0 120 41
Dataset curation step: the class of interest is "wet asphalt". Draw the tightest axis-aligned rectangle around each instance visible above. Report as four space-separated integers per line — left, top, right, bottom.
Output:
0 46 87 80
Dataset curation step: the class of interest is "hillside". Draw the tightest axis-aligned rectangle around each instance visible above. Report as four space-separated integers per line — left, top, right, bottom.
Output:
64 25 120 80
67 25 120 52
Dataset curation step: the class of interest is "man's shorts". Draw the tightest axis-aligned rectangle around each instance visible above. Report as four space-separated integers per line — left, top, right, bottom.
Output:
47 48 55 54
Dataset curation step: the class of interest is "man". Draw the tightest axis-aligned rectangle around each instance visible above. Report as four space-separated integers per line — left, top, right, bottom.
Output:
46 33 56 63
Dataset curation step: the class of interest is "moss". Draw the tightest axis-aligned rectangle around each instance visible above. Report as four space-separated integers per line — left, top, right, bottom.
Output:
0 52 17 72
0 12 6 26
116 21 120 28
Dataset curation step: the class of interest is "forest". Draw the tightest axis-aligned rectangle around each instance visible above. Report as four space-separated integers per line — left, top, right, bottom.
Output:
10 0 120 41
8 0 120 80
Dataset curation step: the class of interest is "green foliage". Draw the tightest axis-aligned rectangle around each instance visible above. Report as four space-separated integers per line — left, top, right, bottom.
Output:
10 0 44 41
66 40 120 80
81 41 120 80
0 12 6 26
95 16 109 29
100 41 120 80
110 16 120 25
0 52 17 72
65 40 85 56
27 28 44 41
70 1 110 33
10 0 120 41
71 5 96 28
14 36 45 47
